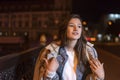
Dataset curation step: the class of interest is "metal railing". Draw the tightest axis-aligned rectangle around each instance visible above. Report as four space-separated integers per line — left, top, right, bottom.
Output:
0 46 43 80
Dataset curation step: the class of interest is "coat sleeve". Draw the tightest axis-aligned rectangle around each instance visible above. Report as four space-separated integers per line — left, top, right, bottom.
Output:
85 45 104 80
33 48 59 80
86 44 98 59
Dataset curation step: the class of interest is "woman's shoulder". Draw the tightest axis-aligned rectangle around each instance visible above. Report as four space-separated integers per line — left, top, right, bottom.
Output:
86 42 94 52
45 41 60 52
42 41 60 59
86 42 98 59
86 42 94 47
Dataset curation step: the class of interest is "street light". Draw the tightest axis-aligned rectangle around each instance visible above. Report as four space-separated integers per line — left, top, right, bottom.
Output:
82 21 87 26
107 21 112 26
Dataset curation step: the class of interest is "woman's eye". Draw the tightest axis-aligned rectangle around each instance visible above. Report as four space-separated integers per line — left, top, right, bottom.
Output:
78 25 82 28
68 24 82 28
69 24 74 27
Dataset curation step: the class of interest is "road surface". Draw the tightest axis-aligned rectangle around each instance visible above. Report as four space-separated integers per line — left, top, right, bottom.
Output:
96 48 120 80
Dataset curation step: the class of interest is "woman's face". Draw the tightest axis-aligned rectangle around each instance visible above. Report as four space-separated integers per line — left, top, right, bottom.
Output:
66 18 82 40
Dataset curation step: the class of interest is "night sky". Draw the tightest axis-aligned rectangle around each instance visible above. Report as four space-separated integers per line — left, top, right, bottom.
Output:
72 0 120 22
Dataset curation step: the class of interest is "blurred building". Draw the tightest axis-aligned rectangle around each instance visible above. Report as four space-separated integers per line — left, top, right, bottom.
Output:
0 0 72 41
97 13 120 42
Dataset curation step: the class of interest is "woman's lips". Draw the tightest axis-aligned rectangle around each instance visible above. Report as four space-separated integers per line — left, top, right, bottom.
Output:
72 32 79 35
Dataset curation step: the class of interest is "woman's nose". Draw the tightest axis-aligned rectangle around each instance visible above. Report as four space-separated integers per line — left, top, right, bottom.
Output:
73 25 78 30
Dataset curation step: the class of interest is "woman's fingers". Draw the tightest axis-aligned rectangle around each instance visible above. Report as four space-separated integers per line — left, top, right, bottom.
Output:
42 57 59 72
89 60 97 70
49 57 59 67
95 59 101 66
42 58 48 65
89 59 105 79
89 58 102 68
42 57 59 66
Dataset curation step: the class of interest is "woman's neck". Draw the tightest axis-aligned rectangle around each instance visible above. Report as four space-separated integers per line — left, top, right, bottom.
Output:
66 40 77 52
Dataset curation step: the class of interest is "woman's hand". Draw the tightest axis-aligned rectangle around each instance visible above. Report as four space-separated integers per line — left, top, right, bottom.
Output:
43 57 59 72
89 57 105 80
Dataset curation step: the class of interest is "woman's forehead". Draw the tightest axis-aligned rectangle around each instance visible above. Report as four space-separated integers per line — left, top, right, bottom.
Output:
68 18 82 23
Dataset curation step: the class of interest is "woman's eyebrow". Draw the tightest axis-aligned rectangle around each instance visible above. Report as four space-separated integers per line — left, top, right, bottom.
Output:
68 22 74 24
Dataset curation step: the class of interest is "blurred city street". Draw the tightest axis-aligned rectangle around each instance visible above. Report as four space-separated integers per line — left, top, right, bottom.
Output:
96 43 120 80
0 0 120 79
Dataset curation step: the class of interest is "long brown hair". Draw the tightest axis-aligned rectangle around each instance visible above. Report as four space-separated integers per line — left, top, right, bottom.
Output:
58 14 88 67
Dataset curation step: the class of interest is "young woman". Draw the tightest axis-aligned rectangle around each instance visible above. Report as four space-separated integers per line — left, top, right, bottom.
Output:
33 14 105 80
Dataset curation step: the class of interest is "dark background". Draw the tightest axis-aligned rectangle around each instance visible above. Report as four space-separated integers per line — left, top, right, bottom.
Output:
72 0 120 22
0 0 119 34
0 0 119 22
